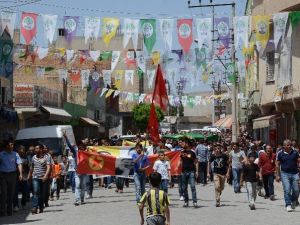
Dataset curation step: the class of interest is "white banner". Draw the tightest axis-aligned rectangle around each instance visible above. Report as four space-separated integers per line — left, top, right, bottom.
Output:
58 69 68 82
111 51 121 72
181 96 188 107
123 19 139 49
195 96 202 106
0 11 16 37
125 70 134 86
146 69 156 89
139 93 146 103
89 50 100 62
81 69 90 89
136 51 146 73
196 18 212 57
66 49 74 62
42 14 58 44
36 47 49 59
273 12 289 49
102 70 112 87
233 16 249 50
36 67 45 79
113 90 120 98
100 88 108 97
85 16 100 44
160 19 174 50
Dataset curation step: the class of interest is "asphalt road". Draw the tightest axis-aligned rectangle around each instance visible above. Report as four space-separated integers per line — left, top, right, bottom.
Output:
0 181 299 225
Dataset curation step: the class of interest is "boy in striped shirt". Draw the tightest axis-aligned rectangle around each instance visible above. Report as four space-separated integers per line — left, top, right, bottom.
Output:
139 172 170 225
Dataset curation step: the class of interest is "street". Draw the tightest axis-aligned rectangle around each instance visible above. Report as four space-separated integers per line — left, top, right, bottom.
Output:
0 181 299 225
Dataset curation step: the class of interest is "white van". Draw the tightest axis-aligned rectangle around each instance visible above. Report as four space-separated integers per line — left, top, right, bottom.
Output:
15 125 75 155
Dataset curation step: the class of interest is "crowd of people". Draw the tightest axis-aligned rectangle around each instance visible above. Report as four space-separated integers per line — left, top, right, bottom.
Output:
0 131 299 225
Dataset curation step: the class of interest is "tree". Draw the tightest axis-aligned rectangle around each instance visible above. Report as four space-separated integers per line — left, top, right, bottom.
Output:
132 103 164 132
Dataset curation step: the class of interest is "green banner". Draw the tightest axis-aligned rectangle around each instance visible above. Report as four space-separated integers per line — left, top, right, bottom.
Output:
140 19 156 54
226 63 236 83
289 11 300 30
0 40 13 64
195 47 207 69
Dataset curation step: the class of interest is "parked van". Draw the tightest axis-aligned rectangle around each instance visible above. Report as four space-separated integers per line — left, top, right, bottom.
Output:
15 125 75 155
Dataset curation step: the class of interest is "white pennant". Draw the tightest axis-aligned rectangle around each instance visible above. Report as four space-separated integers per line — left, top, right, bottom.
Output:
36 47 49 60
136 51 146 73
42 14 58 44
126 92 134 101
102 70 112 87
123 18 139 49
85 16 100 44
36 67 45 79
0 11 16 37
100 88 108 97
233 16 249 50
66 50 74 62
196 18 212 56
168 95 174 106
58 69 67 82
81 69 90 89
146 69 156 89
113 90 120 98
160 19 174 50
89 50 100 62
139 93 146 103
181 96 188 107
195 96 202 106
273 12 289 49
125 70 134 86
111 51 121 71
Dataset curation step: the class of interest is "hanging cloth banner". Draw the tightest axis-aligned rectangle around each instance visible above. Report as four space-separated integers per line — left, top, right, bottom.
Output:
136 51 146 73
0 40 13 64
102 70 112 87
63 16 79 43
114 70 124 89
151 51 161 65
21 12 38 45
125 50 136 68
215 17 230 48
273 12 289 49
160 18 174 50
36 67 45 79
36 47 49 60
66 49 74 62
226 63 236 83
89 50 100 62
171 49 184 64
91 71 100 90
253 15 270 53
140 19 156 54
181 96 188 107
195 47 207 69
0 11 16 37
105 89 114 98
102 17 120 46
195 96 202 106
113 90 120 98
147 69 156 89
125 70 135 86
58 69 67 82
111 51 120 71
42 14 57 44
123 18 139 49
233 16 249 50
177 19 193 53
70 70 81 85
139 93 146 103
196 18 212 57
81 69 90 89
85 16 100 44
100 88 108 97
289 11 300 30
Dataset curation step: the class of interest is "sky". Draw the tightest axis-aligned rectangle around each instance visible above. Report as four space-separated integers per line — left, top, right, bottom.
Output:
1 0 247 93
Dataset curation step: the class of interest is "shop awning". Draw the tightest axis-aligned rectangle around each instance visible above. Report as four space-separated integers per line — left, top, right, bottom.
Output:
80 117 100 126
215 115 232 128
252 115 278 129
41 106 72 122
15 107 38 114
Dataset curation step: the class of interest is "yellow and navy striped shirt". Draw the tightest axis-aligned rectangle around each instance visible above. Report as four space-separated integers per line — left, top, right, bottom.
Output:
140 189 170 217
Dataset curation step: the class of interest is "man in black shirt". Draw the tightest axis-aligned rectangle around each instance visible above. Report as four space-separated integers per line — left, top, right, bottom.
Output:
208 144 229 207
241 152 261 210
177 140 198 207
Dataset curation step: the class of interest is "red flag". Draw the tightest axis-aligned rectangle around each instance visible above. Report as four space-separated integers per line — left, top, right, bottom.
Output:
147 103 160 145
152 64 169 111
77 151 116 175
177 19 193 53
21 12 38 45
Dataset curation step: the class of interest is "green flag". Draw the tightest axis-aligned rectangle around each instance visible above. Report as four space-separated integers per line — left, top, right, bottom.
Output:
140 19 156 54
187 96 195 108
137 68 144 79
289 11 300 30
0 40 13 64
195 47 207 69
100 51 112 61
226 63 236 83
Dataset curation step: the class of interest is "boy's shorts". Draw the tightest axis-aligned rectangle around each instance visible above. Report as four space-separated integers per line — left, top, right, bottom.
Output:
146 215 166 225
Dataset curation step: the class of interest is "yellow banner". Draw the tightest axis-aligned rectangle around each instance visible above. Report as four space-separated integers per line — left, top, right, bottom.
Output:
114 70 124 90
105 89 114 98
122 140 149 147
253 15 270 49
87 146 121 157
151 51 160 65
102 18 120 46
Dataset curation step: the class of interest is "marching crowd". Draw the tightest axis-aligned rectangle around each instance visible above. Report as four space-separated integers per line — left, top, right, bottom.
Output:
0 131 299 225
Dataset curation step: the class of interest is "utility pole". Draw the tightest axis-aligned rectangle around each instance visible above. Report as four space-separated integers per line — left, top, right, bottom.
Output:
188 0 238 142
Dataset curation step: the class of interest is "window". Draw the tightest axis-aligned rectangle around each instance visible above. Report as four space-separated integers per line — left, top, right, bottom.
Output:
266 51 275 83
